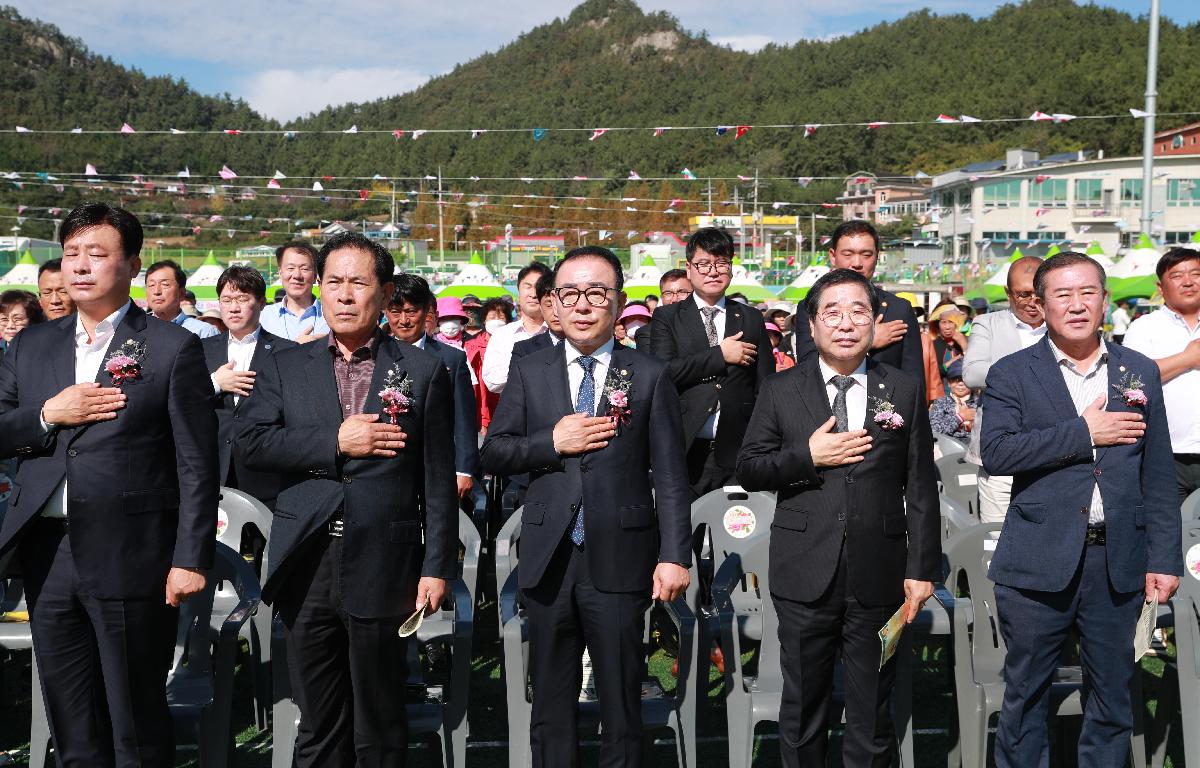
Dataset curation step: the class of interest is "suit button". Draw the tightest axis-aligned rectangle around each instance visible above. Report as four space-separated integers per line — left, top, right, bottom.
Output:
67 449 78 457
225 439 232 444
846 476 855 484
715 383 722 390
837 512 846 522
580 465 590 473
1080 507 1089 514
233 413 240 419
343 477 353 484
1093 468 1102 477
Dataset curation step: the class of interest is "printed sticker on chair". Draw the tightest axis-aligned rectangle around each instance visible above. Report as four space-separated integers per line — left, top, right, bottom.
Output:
723 506 757 539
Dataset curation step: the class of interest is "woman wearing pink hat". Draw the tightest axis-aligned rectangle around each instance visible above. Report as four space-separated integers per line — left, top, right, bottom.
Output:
434 296 470 349
765 322 795 372
615 302 652 349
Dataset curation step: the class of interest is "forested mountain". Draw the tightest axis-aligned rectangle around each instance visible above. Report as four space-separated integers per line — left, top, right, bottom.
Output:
1 0 1198 246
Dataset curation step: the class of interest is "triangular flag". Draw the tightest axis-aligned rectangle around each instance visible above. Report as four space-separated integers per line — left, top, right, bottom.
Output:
85 163 98 176
171 128 187 134
959 115 982 123
867 121 889 129
219 165 237 180
70 127 82 134
1035 174 1051 184
268 179 281 189
312 181 324 191
715 126 730 136
914 170 930 179
628 170 641 180
935 114 959 123
15 126 31 133
738 175 752 182
392 129 405 139
654 127 667 137
628 230 639 239
471 129 486 139
224 129 242 135
533 128 546 141
804 124 820 137
599 230 610 240
589 128 608 141
343 125 358 134
797 177 813 187
1052 113 1076 123
411 130 426 140
178 167 190 178
734 125 752 139
273 170 286 179
1130 108 1151 118
358 189 369 200
1029 111 1053 122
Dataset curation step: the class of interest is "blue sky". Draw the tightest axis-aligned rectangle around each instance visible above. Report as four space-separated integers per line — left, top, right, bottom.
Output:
10 1 1196 122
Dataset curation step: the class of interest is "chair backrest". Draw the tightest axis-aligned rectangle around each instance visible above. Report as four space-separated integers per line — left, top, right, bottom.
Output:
945 523 1007 683
712 537 779 688
940 495 979 546
458 509 482 607
691 487 777 570
495 506 523 600
935 454 979 515
1176 521 1200 680
1183 488 1200 523
935 433 968 459
216 487 273 566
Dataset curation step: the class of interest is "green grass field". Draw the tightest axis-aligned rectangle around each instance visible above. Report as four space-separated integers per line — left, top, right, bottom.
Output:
0 599 1189 767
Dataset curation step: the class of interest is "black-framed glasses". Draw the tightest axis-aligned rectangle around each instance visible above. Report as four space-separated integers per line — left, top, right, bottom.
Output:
818 308 874 328
689 259 732 275
553 287 616 307
661 289 693 300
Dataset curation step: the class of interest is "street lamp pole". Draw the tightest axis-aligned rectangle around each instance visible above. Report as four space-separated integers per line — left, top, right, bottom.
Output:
1139 0 1160 240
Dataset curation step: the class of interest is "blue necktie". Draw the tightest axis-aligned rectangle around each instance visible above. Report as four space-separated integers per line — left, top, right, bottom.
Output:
570 356 596 545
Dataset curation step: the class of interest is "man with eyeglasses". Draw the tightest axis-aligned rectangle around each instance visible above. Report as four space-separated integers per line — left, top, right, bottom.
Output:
202 265 295 510
793 221 924 389
1123 247 1200 504
658 268 692 306
482 245 690 768
737 268 939 768
37 259 75 320
648 227 773 498
962 255 1046 523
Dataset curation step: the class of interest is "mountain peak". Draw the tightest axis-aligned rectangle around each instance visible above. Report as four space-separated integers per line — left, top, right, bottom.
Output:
566 0 646 27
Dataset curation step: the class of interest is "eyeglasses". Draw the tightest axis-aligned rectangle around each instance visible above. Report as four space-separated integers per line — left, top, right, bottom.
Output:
818 309 874 328
219 295 258 307
553 287 616 308
1007 290 1036 301
689 260 732 275
661 289 693 300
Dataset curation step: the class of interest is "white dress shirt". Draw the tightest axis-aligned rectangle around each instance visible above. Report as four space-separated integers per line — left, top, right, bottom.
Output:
1048 338 1108 524
693 294 727 440
258 299 330 341
817 356 868 431
171 311 220 339
564 338 614 416
40 301 133 518
1123 306 1200 454
1014 317 1048 350
210 327 260 403
482 319 546 393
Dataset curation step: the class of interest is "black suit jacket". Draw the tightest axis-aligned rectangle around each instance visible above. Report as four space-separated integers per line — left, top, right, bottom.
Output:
736 358 940 606
793 287 925 389
0 304 219 599
647 298 774 467
202 329 296 509
420 335 481 478
239 333 458 618
480 342 691 593
510 332 555 362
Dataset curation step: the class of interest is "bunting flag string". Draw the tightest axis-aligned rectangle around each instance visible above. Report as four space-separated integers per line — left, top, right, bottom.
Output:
5 109 1195 138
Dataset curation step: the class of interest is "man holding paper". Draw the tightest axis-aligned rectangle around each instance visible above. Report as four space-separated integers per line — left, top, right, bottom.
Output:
981 252 1181 767
737 268 940 768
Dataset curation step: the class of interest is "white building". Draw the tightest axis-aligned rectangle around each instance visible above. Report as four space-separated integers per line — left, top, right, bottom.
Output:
933 149 1200 267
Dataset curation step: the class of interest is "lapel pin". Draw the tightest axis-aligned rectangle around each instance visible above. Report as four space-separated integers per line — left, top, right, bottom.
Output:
621 369 628 376
1119 365 1126 372
878 383 885 389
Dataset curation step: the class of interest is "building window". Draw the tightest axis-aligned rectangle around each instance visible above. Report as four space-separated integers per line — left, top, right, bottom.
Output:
1028 179 1067 208
1033 231 1066 241
981 231 1021 241
1167 179 1200 207
1164 231 1194 245
1120 179 1143 203
1173 135 1185 149
982 180 1021 208
1074 178 1103 207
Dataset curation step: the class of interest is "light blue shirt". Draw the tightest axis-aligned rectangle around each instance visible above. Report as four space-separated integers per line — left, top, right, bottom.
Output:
259 299 330 341
173 311 219 339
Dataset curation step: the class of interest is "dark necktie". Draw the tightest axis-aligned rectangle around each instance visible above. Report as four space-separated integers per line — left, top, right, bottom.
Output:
571 355 597 545
831 375 855 433
700 306 720 347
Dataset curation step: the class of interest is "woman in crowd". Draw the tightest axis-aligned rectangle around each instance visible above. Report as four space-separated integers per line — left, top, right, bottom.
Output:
615 303 651 349
1 289 47 346
929 301 969 394
765 322 795 372
928 359 978 439
465 297 513 432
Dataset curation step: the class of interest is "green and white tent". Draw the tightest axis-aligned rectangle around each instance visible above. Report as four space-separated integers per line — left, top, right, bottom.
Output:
436 252 511 299
980 247 1043 304
778 264 831 301
624 254 665 300
1108 233 1160 301
727 257 777 302
0 250 40 291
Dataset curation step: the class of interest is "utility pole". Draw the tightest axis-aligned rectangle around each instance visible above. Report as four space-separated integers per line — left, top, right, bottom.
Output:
752 169 761 265
1139 0 1161 241
705 178 714 216
734 187 745 261
437 166 446 266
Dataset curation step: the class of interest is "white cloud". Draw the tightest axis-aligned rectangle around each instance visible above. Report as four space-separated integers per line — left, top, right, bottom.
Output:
240 67 431 122
711 34 777 52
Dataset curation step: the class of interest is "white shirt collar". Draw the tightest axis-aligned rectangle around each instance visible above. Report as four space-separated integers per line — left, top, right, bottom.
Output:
414 334 428 350
229 327 261 346
1048 335 1108 374
692 293 726 313
75 300 132 346
1163 304 1200 332
817 355 868 386
564 337 615 367
1011 314 1046 334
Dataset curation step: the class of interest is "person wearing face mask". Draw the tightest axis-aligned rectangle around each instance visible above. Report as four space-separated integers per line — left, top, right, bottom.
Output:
616 303 652 349
466 298 514 433
434 297 469 350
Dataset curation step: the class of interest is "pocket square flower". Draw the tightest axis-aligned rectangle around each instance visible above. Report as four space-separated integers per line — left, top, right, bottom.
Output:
378 364 413 424
1111 372 1148 408
870 395 905 430
104 340 146 386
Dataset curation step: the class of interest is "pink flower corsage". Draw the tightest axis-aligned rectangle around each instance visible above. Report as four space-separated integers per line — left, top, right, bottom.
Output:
104 340 146 386
1112 372 1148 408
604 368 634 436
378 364 413 425
870 396 905 431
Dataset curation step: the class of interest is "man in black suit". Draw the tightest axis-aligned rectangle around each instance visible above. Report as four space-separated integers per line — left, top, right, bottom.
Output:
239 232 458 767
481 246 692 768
384 273 480 498
202 265 296 511
737 268 940 768
0 202 218 766
511 271 564 362
647 227 773 498
792 221 924 388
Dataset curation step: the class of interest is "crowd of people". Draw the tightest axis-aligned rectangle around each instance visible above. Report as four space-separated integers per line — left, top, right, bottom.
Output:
0 202 1195 768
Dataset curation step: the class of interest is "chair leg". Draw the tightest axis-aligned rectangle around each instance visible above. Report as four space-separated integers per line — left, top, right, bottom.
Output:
893 633 915 768
1130 671 1148 768
955 700 985 768
725 710 754 768
251 605 273 732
